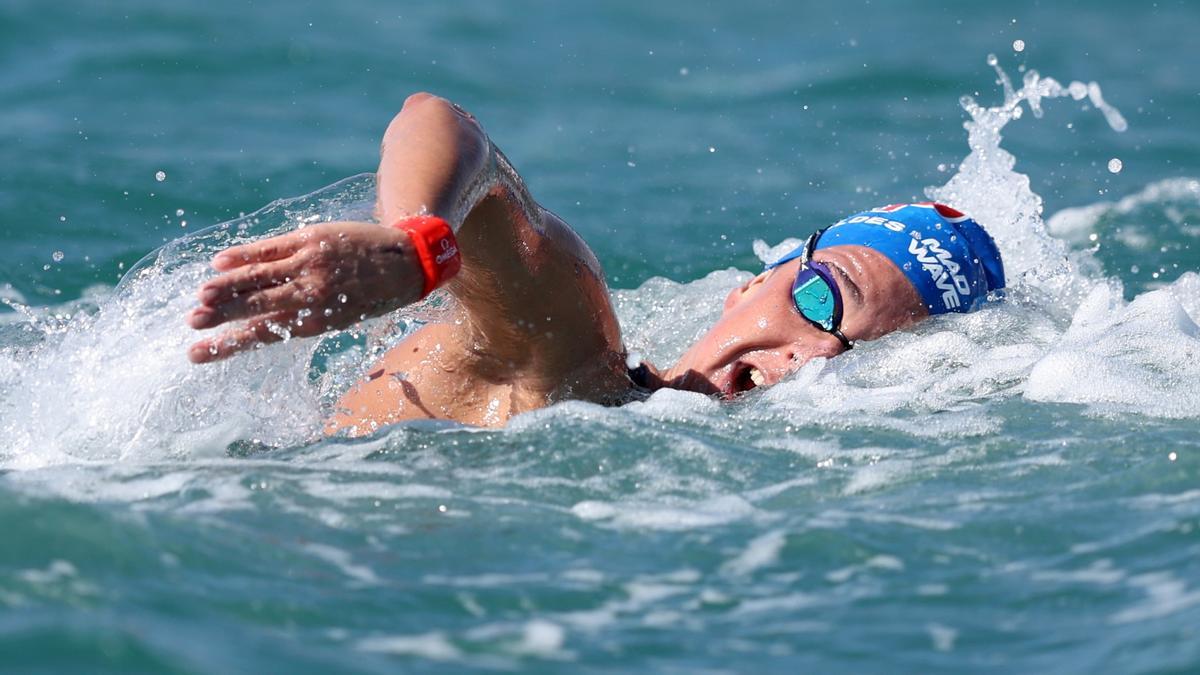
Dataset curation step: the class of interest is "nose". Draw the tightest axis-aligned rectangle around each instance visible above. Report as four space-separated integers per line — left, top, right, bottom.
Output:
706 311 846 383
754 347 802 379
706 303 812 366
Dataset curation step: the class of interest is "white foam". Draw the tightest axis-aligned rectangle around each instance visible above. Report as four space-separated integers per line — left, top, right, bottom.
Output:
1048 177 1200 241
927 623 959 652
813 508 958 532
512 620 568 657
0 175 380 469
721 529 787 577
302 543 381 587
356 631 463 660
1110 571 1200 624
732 591 818 616
17 559 78 585
613 268 749 367
14 559 98 599
298 479 451 503
842 459 915 496
1031 560 1126 585
571 493 758 531
1025 282 1200 417
4 55 1194 493
1128 489 1200 508
422 572 550 588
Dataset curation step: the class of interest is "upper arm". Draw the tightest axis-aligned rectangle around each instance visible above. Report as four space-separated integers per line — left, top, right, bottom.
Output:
374 94 624 380
375 93 491 228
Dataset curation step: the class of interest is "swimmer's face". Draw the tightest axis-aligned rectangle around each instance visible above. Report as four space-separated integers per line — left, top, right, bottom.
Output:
663 244 927 397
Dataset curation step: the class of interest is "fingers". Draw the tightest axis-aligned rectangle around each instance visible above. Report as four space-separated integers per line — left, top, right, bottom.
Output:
197 258 296 306
188 282 313 329
188 307 333 364
187 311 297 364
212 234 304 271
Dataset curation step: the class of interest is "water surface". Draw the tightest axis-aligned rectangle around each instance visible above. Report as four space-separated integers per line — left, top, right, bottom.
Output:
2 1 1199 672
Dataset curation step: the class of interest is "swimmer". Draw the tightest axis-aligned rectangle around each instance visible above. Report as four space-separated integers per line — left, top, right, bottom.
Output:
185 93 1005 432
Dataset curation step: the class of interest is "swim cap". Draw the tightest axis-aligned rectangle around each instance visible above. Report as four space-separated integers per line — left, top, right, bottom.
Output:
775 203 1005 314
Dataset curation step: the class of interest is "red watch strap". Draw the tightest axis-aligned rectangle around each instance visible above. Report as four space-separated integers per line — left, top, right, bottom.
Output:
392 215 461 298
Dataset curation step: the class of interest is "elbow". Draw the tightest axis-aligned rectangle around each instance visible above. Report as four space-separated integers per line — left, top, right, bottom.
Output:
400 91 438 112
387 92 485 142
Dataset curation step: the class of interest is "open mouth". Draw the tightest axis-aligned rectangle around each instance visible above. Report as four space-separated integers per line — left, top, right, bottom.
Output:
730 363 767 396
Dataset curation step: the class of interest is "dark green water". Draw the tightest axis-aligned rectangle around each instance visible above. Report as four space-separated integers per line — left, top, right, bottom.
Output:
2 1 1199 672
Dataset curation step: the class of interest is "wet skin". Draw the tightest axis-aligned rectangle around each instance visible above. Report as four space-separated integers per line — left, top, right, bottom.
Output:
186 92 927 431
657 244 927 398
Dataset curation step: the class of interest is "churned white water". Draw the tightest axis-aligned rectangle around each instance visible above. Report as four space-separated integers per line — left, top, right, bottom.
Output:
1 56 1199 673
1 59 1196 471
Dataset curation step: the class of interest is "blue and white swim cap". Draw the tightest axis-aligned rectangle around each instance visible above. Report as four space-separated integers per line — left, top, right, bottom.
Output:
777 203 1006 315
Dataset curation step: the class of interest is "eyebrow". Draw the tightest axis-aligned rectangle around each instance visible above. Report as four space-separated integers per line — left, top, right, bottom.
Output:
825 259 864 306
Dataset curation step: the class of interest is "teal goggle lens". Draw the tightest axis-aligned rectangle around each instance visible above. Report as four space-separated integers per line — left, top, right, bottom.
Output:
768 228 852 350
790 260 851 349
791 268 838 331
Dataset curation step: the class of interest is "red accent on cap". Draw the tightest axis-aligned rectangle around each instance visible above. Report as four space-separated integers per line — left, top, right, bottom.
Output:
392 215 461 298
931 203 965 219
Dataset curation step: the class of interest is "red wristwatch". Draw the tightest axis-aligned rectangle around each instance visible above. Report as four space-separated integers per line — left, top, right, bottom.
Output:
391 215 462 298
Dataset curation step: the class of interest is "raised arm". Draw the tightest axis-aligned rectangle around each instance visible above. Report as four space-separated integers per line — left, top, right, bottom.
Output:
373 92 495 229
186 94 504 362
187 94 626 401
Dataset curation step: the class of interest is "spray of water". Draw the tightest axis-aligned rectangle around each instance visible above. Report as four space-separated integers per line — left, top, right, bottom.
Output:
640 56 1199 423
0 175 383 467
2 57 1198 471
927 55 1127 317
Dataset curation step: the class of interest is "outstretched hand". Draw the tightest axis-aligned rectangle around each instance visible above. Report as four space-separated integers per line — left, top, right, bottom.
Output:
186 221 423 363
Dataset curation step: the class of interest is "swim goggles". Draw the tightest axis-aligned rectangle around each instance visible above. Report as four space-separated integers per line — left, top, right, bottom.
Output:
767 228 853 350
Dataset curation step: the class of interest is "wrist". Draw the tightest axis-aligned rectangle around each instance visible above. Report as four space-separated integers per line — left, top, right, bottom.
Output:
391 215 462 298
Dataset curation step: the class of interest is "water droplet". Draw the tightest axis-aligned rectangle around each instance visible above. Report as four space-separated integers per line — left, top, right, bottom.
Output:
175 209 185 217
155 170 166 182
708 146 716 153
679 67 689 76
1107 158 1123 173
337 293 348 303
323 308 334 317
1012 39 1025 53
51 250 64 262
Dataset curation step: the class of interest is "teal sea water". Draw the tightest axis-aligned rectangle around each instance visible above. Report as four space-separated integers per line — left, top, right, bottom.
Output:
3 1 1200 672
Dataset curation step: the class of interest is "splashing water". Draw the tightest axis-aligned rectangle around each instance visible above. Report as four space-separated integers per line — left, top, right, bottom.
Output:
928 56 1127 314
2 58 1199 473
920 58 1199 418
2 56 1200 672
0 175 382 467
